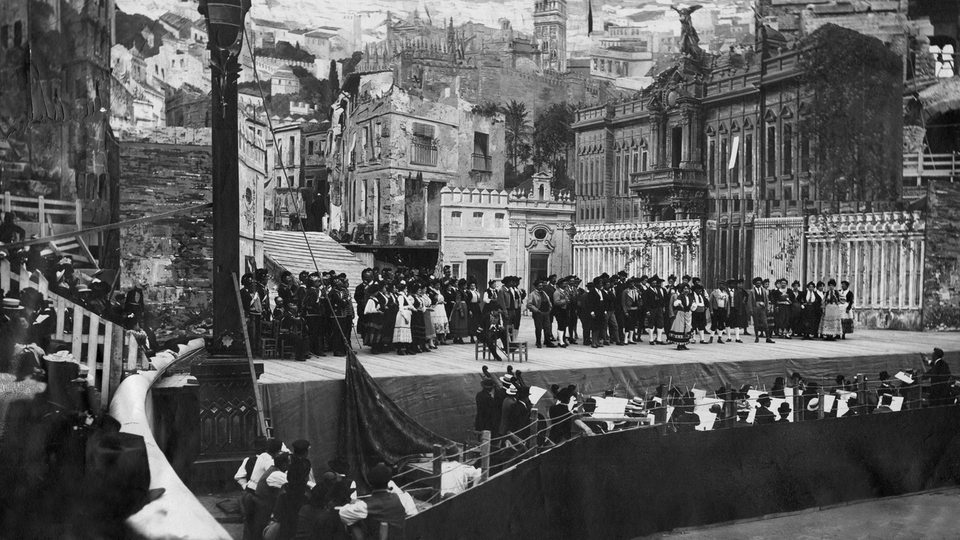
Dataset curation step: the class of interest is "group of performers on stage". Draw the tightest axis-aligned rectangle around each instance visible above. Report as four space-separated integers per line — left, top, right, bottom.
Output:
354 267 856 358
244 265 856 361
241 269 356 360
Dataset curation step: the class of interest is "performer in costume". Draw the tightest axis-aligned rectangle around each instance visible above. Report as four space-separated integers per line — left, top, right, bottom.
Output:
392 282 414 355
449 280 470 344
821 279 844 340
668 282 695 350
466 280 483 343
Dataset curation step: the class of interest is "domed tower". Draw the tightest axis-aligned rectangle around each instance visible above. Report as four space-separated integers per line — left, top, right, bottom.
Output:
534 0 567 72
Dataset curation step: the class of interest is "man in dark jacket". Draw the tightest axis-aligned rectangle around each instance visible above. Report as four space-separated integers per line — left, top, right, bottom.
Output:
474 378 501 436
339 463 412 538
583 279 606 349
643 275 668 345
754 394 776 424
924 348 954 406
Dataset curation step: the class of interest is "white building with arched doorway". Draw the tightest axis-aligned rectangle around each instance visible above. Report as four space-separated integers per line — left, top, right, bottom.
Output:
507 172 576 288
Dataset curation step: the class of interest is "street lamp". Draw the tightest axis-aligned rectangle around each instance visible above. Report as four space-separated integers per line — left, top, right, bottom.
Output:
199 0 251 118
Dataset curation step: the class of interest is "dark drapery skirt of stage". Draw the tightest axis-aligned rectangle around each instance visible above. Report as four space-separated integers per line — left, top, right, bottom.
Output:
404 406 960 540
261 352 942 469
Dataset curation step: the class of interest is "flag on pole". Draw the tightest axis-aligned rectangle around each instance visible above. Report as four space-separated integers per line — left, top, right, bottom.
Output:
587 0 594 35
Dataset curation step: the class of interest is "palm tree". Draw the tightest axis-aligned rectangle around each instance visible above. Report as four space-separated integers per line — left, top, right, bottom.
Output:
502 100 532 173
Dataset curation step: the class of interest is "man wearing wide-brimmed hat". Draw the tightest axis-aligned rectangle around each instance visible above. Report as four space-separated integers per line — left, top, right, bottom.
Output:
643 275 668 345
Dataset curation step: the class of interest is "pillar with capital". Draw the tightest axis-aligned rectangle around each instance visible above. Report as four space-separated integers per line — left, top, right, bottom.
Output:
200 0 252 350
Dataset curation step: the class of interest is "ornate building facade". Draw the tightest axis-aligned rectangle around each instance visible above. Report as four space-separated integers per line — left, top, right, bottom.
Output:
570 20 936 328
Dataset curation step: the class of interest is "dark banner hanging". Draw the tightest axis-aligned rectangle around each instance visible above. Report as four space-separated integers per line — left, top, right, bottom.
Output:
336 352 452 483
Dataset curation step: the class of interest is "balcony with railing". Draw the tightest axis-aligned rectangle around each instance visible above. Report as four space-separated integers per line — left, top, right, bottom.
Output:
410 140 438 167
471 152 492 172
629 167 707 193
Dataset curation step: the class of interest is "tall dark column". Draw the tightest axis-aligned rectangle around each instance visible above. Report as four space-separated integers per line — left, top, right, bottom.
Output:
211 50 242 348
200 0 251 351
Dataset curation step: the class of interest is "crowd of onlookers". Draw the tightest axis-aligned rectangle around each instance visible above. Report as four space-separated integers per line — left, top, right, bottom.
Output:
233 438 426 540
473 348 955 449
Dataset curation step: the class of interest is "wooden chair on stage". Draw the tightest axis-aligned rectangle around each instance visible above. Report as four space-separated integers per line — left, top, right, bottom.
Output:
260 319 279 358
474 325 527 363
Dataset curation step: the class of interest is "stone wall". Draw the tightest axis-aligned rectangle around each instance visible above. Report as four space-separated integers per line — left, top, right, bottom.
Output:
923 180 960 330
119 137 213 337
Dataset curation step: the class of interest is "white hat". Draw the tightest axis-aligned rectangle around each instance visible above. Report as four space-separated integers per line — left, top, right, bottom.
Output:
2 298 22 310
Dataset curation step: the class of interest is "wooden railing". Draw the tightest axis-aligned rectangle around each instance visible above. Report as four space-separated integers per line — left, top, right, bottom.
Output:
1 191 82 236
0 259 141 408
903 152 958 184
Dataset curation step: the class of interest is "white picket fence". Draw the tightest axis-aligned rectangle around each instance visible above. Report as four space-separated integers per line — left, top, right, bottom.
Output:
0 259 142 408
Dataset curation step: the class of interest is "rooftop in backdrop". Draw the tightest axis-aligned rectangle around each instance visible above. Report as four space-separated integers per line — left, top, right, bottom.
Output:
262 230 368 285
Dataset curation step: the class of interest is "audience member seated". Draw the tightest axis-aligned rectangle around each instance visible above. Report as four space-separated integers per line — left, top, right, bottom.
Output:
339 463 418 539
248 452 290 540
439 445 482 499
294 474 351 540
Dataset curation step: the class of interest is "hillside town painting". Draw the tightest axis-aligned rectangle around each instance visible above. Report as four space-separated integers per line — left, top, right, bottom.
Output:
1 0 960 538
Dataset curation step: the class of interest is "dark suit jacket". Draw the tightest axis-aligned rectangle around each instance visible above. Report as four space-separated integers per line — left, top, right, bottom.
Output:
642 287 666 312
475 390 500 434
583 290 605 318
497 287 520 311
754 406 776 424
747 286 770 315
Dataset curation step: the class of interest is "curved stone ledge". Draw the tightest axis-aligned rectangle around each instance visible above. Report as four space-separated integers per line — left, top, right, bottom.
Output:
110 339 231 540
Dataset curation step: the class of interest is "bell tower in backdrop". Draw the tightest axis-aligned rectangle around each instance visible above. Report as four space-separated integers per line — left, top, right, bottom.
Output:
534 0 567 72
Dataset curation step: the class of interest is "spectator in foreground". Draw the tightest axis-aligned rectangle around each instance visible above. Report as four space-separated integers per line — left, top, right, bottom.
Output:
294 475 351 540
923 348 953 406
474 377 501 438
439 445 482 499
339 463 416 539
754 394 776 425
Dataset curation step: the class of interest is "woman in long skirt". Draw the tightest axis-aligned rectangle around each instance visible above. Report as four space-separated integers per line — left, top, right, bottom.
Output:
409 282 431 353
449 280 470 344
821 279 844 340
428 280 449 345
771 279 793 339
362 283 386 352
465 280 483 343
789 280 804 337
392 282 414 355
667 283 694 350
421 289 438 348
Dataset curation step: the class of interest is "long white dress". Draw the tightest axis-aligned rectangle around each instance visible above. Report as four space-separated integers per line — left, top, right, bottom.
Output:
429 289 450 335
392 294 413 344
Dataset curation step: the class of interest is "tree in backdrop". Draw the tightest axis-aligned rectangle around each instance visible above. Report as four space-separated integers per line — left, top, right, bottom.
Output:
533 102 576 189
329 60 341 95
502 100 533 188
260 67 333 121
341 51 365 77
799 24 902 208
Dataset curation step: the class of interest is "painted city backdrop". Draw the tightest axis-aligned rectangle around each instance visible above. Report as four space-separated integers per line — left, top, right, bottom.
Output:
0 0 958 337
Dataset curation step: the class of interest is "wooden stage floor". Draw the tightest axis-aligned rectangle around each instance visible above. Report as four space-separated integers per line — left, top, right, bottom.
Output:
258 321 960 385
